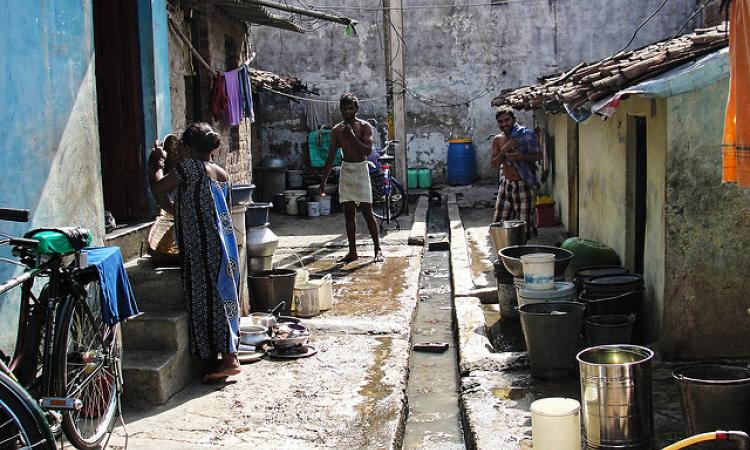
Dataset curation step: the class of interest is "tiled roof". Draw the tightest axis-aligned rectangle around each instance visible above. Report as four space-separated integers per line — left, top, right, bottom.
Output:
249 68 312 94
491 25 728 113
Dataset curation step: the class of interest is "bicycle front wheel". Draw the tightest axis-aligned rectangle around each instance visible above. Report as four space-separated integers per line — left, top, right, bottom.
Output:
371 174 407 221
55 279 121 450
0 370 56 450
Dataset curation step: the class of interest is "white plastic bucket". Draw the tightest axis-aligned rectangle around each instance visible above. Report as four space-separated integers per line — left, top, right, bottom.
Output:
316 195 332 216
517 282 577 307
293 282 320 317
284 190 305 215
521 253 555 290
294 268 310 287
307 201 321 217
310 274 333 310
531 397 581 450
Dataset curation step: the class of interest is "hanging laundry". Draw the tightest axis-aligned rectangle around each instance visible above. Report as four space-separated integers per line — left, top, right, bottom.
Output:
238 65 255 123
224 68 243 126
211 73 228 122
722 0 750 186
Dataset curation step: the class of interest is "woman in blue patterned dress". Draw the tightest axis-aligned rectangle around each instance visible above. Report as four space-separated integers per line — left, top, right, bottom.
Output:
151 122 241 381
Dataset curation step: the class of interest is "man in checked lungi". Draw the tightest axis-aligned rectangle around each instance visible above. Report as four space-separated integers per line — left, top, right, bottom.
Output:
490 106 541 239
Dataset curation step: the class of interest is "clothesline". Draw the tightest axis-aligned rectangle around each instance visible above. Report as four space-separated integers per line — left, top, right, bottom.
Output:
259 86 383 103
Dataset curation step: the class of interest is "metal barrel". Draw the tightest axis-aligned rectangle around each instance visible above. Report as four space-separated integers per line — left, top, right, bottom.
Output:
576 345 654 450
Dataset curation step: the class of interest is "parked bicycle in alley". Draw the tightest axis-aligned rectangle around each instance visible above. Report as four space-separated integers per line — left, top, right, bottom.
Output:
0 207 132 449
368 139 407 234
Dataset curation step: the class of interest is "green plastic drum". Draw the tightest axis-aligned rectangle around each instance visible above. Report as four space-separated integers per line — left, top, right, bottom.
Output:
417 168 432 188
407 168 419 189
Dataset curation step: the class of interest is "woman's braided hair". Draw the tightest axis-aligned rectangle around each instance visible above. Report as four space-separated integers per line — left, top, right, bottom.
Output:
181 122 221 154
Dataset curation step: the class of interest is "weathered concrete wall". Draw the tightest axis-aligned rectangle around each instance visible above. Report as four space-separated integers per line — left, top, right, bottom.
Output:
167 2 252 184
550 114 571 230
0 0 103 351
662 77 750 359
251 0 697 183
578 114 628 257
576 97 667 344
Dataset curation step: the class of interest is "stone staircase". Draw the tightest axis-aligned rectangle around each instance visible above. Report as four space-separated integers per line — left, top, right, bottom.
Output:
121 258 200 406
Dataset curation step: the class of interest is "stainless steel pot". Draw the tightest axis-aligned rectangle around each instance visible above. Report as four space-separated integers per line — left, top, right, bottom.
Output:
249 312 276 329
489 220 527 252
239 325 269 346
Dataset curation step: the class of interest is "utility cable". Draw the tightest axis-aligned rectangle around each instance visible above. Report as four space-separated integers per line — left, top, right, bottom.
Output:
609 0 673 58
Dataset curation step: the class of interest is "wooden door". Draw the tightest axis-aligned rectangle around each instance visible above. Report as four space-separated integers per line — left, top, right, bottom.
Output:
93 0 148 223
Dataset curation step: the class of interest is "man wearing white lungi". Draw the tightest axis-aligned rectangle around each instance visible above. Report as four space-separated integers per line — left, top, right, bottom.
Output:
320 93 383 263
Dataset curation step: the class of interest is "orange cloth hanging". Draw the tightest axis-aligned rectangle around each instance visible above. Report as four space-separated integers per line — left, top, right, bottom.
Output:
723 0 750 186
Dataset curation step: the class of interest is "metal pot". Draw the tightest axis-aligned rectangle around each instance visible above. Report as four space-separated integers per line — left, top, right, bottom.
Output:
272 334 309 349
246 224 279 257
259 155 286 169
239 325 269 346
249 312 277 329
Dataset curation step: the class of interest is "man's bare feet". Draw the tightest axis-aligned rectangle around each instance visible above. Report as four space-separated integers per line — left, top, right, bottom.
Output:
374 250 384 263
338 253 358 264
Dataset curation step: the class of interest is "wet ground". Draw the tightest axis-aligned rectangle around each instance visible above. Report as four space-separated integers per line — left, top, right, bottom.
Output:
109 208 422 449
457 206 692 448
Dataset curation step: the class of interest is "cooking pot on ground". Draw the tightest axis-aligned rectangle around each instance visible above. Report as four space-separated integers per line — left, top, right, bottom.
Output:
239 325 269 346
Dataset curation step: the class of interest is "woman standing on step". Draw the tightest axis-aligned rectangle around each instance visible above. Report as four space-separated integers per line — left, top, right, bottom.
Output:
151 122 241 381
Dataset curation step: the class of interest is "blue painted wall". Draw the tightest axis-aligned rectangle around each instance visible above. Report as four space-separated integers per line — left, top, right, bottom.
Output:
0 0 103 351
138 0 173 148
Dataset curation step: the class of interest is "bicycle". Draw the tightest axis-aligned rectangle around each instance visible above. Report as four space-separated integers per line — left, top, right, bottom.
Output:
0 207 123 449
0 358 56 449
368 140 408 233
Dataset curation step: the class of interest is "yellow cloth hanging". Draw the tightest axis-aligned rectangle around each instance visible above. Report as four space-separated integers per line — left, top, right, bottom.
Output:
723 0 750 186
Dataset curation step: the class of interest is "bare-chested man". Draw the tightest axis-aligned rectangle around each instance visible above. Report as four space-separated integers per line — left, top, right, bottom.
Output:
320 93 383 263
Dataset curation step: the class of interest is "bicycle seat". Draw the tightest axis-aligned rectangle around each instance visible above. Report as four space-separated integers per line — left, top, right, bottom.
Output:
24 227 92 255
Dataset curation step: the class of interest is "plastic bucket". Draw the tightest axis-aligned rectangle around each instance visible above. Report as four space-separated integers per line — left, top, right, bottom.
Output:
315 195 332 215
407 168 419 189
518 302 585 379
447 138 476 185
521 253 555 290
585 314 634 346
307 201 321 217
531 398 582 450
294 268 310 287
310 274 333 311
517 281 577 307
296 196 308 217
286 169 304 189
577 345 654 450
248 269 296 315
272 193 286 212
284 190 306 215
417 167 432 188
673 364 750 435
245 202 272 228
293 282 320 317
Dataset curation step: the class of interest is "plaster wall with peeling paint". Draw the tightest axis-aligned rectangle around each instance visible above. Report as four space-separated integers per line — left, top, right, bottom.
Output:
250 0 696 183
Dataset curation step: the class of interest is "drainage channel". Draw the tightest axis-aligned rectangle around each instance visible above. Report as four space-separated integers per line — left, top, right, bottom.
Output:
402 194 465 450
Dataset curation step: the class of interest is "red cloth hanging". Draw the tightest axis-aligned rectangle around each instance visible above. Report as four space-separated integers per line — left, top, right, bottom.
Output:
211 73 228 122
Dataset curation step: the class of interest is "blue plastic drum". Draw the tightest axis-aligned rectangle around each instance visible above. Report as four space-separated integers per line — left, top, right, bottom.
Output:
447 138 476 185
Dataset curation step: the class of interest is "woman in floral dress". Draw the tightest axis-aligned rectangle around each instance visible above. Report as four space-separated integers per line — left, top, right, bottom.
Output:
152 122 241 380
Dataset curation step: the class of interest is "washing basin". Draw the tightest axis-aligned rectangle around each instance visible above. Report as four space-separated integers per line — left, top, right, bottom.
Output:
499 245 573 277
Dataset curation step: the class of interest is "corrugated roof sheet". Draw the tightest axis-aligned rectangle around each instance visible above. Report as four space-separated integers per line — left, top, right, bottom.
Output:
213 0 304 33
491 24 729 113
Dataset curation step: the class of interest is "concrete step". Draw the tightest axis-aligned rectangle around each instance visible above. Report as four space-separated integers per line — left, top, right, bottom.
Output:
122 349 199 407
104 221 153 263
125 257 184 311
122 310 188 352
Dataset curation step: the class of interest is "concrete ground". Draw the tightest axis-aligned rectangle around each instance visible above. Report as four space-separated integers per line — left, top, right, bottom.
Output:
454 206 689 449
109 204 425 449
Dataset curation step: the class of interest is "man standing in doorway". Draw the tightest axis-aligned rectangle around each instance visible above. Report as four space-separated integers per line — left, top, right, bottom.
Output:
491 106 541 238
320 93 384 263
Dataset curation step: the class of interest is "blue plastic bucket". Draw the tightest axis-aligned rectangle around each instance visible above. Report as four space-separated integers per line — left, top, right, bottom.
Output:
447 138 476 185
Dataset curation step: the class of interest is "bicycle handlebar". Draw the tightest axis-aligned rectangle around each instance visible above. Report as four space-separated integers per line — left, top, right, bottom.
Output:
0 208 29 223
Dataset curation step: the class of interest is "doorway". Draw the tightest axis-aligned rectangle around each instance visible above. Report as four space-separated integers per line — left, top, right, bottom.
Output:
626 116 647 275
93 0 149 224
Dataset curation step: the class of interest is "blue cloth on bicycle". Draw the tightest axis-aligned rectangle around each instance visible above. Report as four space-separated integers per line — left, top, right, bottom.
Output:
82 246 140 325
